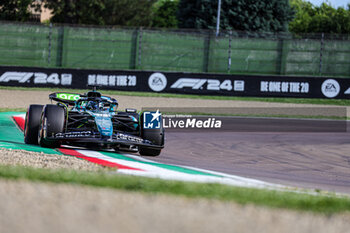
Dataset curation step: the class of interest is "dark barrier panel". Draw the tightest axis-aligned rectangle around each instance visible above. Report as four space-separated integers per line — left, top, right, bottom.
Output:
0 66 350 99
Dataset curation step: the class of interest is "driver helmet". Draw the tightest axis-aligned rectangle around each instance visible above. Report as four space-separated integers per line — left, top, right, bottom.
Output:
98 102 110 111
86 101 98 111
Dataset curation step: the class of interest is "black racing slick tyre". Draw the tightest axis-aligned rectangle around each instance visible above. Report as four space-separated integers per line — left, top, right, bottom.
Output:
38 104 65 148
24 104 44 145
139 112 164 156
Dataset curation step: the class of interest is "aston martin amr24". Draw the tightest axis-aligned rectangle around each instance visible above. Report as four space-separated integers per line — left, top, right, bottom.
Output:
24 87 164 156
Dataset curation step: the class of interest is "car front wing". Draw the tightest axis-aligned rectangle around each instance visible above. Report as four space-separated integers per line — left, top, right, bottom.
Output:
48 131 164 149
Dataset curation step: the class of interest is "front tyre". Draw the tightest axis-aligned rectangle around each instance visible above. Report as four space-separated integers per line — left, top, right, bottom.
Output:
24 104 44 145
38 104 65 148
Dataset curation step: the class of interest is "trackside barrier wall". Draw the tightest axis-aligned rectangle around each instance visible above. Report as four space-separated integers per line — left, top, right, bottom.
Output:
0 22 349 77
0 66 350 99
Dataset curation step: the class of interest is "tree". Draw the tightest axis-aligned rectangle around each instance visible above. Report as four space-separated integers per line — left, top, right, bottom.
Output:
289 0 350 34
44 0 156 26
288 0 314 33
0 0 37 21
44 0 105 25
177 0 215 29
177 0 294 32
152 0 179 28
103 0 156 26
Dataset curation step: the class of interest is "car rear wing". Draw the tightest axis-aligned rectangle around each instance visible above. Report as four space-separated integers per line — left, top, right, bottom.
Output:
49 92 83 105
49 92 118 106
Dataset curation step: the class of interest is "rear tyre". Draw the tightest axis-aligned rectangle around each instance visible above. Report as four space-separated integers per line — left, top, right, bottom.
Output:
24 105 44 145
38 104 65 148
139 112 164 156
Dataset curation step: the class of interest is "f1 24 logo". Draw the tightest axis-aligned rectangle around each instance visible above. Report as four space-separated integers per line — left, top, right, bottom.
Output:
170 78 243 91
0 72 72 85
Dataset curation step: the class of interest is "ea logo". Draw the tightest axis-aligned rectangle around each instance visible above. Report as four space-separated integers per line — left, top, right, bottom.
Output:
321 79 340 98
148 73 167 92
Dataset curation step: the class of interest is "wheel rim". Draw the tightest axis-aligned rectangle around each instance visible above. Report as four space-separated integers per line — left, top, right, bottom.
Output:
38 117 47 144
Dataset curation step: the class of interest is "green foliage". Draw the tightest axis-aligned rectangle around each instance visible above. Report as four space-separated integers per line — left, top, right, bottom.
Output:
289 0 350 34
177 0 214 29
152 0 179 28
0 0 37 21
103 0 156 27
44 0 105 25
177 0 294 32
43 0 156 26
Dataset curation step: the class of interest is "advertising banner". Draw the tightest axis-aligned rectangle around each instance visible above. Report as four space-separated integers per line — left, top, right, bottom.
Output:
0 66 349 99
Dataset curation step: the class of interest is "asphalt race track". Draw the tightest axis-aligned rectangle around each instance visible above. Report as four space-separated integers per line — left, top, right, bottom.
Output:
147 117 350 194
1 89 349 194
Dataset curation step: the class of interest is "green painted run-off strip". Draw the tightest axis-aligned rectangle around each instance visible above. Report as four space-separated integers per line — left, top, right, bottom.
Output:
0 112 61 154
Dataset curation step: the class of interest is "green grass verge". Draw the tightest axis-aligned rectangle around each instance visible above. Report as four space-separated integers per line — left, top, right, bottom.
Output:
0 164 349 215
1 86 350 106
0 108 26 112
